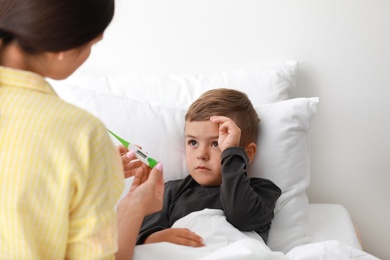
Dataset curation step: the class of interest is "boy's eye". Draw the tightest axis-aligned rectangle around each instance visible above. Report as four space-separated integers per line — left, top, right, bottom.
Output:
188 140 197 146
211 141 219 147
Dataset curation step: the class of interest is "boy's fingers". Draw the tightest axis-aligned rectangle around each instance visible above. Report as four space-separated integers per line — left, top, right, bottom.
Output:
177 229 205 247
210 115 230 123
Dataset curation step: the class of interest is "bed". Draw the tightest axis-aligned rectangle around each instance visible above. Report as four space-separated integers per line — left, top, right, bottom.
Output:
49 61 379 259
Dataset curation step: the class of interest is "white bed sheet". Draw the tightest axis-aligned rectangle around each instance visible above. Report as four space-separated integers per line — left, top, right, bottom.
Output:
308 203 362 250
133 208 379 260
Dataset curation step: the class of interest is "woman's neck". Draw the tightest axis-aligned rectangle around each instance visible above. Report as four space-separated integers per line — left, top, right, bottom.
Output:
0 42 45 75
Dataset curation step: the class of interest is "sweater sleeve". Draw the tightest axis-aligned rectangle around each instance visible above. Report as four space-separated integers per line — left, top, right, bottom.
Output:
219 147 281 242
136 181 174 245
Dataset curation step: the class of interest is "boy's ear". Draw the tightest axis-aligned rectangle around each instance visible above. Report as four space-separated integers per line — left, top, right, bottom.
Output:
245 143 257 164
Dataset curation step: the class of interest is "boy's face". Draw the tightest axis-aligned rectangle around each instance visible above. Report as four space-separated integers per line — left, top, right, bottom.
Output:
185 120 222 186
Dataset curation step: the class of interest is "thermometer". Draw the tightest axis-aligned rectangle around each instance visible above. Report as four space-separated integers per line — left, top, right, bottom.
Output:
108 129 158 168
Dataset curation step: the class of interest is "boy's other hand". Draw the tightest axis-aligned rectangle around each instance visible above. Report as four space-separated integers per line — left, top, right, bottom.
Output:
210 116 241 152
144 228 205 247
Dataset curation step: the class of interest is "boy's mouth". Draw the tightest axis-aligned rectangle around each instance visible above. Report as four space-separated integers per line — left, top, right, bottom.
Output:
196 166 210 171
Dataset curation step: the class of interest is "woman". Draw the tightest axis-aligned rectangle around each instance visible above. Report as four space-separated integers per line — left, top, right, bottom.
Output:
0 0 163 259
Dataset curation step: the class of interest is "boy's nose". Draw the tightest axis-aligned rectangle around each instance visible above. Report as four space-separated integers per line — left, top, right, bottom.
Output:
197 148 209 161
197 154 208 160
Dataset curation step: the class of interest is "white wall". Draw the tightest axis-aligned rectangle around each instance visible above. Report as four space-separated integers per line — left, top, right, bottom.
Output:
79 1 390 258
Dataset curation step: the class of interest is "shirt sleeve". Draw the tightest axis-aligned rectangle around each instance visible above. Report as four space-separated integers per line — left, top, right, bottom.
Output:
66 116 124 259
219 147 282 242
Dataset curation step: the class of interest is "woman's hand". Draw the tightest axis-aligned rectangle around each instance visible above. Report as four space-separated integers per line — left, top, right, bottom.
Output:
144 228 205 247
126 162 165 216
118 144 149 179
115 162 164 260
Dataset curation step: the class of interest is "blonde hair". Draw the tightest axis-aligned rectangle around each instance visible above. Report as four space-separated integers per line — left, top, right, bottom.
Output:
185 88 260 147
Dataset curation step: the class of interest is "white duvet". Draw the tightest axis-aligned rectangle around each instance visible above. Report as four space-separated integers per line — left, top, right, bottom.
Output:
134 209 379 260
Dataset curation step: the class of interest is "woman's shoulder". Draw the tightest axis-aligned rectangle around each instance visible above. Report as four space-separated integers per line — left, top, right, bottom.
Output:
49 95 106 133
35 95 110 149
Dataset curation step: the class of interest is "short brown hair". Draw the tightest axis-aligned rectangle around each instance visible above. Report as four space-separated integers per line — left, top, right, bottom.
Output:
185 88 260 147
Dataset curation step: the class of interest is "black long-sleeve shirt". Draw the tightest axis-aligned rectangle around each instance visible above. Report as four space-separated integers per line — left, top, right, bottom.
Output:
137 147 281 244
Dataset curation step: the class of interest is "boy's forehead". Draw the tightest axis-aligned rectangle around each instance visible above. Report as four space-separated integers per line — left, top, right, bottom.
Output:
185 120 219 137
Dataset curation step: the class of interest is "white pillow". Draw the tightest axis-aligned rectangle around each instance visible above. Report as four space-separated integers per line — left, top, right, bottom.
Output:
54 60 297 108
49 61 316 253
251 97 319 252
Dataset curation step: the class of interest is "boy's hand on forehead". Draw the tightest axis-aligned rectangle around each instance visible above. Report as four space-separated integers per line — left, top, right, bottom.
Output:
210 116 241 152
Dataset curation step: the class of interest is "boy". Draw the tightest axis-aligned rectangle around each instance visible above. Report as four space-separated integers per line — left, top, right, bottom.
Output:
136 88 281 247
